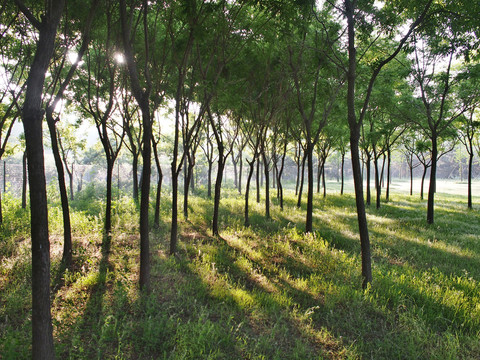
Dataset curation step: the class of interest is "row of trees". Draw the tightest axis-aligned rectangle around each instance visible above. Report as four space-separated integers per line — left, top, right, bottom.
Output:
1 0 479 358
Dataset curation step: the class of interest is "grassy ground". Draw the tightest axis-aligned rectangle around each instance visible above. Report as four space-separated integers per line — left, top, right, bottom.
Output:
1 180 479 359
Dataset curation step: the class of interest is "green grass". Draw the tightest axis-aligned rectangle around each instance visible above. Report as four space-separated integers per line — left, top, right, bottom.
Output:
1 181 480 359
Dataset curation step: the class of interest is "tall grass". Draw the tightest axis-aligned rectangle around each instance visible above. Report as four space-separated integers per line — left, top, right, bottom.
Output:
1 181 479 359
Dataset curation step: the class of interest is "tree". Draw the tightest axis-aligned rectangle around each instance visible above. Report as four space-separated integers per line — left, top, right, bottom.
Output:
79 35 124 235
14 0 65 357
409 29 469 223
456 63 480 209
329 0 433 287
288 15 344 232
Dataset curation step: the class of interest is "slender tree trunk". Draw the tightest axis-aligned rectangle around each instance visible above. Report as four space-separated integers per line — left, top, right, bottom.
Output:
68 164 74 201
231 152 238 190
138 104 151 292
256 159 260 203
277 142 287 210
238 150 243 194
380 153 386 188
154 168 162 227
183 157 193 219
409 162 413 196
207 160 213 198
262 151 270 219
306 142 314 233
373 150 381 209
22 151 27 209
346 2 372 287
132 152 139 202
297 152 306 208
295 148 301 196
427 137 437 224
105 161 114 233
316 155 321 193
244 158 255 227
341 152 345 195
322 162 326 198
365 153 371 206
350 134 372 288
212 147 225 236
421 165 427 200
468 152 473 209
46 114 72 267
386 148 391 201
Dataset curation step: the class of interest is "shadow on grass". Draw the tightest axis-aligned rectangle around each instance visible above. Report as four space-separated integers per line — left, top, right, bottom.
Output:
57 233 113 359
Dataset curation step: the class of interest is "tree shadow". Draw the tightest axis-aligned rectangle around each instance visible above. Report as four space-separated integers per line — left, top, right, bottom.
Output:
56 232 112 359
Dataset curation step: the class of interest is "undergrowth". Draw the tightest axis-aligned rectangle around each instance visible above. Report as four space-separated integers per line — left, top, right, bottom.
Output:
1 182 479 359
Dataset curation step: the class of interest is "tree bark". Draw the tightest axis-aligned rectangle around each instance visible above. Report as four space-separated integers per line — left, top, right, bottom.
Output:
212 144 225 236
256 159 260 203
297 152 306 208
346 1 372 287
306 142 314 233
22 151 27 209
365 151 371 206
262 149 270 219
46 114 72 267
207 160 213 198
340 152 345 195
427 136 437 224
386 148 391 201
17 0 65 357
244 158 255 227
421 165 427 200
467 152 473 209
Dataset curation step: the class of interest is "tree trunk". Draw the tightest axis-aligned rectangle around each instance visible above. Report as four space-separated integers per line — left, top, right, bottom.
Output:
262 150 270 219
297 152 306 208
132 152 139 202
154 168 163 227
346 2 372 287
373 150 381 209
68 164 74 201
409 161 413 196
316 155 321 193
22 151 27 209
277 141 287 210
138 104 151 292
427 136 437 224
212 146 225 236
340 152 345 195
238 149 243 194
245 158 255 227
322 162 326 198
468 152 473 209
350 133 372 288
46 113 72 268
386 148 391 201
231 151 238 190
421 165 427 200
20 1 65 357
365 152 371 206
256 159 260 203
306 142 314 233
105 161 114 233
207 160 213 198
183 158 194 219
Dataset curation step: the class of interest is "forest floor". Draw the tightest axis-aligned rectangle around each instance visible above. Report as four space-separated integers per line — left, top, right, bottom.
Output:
1 180 480 359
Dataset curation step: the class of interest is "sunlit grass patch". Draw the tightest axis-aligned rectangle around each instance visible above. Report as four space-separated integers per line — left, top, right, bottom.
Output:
2 183 480 359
